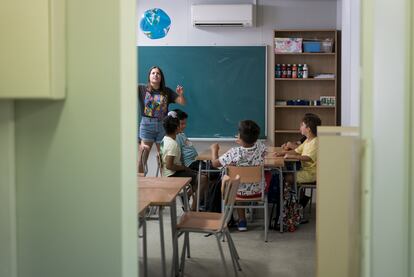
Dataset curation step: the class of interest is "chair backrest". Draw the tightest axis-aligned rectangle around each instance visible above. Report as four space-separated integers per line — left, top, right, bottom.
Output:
156 152 163 177
226 165 263 183
226 165 265 200
219 175 241 231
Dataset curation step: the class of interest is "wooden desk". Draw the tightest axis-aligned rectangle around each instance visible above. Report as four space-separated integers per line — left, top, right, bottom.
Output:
137 176 191 277
139 176 191 189
138 200 150 216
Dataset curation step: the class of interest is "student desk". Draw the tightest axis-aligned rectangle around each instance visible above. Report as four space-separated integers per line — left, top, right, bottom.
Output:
138 176 191 277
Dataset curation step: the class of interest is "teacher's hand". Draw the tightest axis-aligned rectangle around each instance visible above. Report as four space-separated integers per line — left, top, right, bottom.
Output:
176 85 184 96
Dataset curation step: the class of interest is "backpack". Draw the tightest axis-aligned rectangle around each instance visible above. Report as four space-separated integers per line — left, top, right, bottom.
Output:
205 174 223 213
266 170 281 204
267 171 303 232
282 184 303 232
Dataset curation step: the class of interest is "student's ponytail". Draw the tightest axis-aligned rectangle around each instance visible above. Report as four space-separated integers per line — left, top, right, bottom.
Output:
163 111 180 134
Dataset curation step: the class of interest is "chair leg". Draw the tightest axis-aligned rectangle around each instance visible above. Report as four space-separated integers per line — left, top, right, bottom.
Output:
158 207 167 277
224 231 239 277
264 200 269 242
225 230 241 270
179 232 188 277
226 230 240 261
309 188 313 215
221 231 226 242
142 219 148 277
185 232 191 258
268 203 275 230
215 233 229 275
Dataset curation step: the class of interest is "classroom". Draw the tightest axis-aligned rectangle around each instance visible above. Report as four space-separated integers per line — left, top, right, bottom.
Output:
0 0 412 277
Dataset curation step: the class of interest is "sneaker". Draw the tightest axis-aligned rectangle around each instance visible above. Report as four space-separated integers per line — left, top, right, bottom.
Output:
237 220 247 231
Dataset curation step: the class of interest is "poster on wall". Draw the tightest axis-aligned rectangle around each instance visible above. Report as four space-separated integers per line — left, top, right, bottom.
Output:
140 8 171 39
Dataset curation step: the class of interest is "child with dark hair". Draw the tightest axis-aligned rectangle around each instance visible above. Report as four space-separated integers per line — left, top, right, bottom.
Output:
160 111 198 209
172 109 199 169
173 109 214 206
275 113 322 208
210 120 266 231
281 113 321 151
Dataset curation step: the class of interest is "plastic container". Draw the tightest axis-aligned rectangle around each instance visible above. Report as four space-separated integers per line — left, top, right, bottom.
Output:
303 41 321 53
274 38 303 53
321 39 334 53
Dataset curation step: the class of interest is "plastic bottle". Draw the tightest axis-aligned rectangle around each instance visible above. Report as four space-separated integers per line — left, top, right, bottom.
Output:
287 64 292 78
275 64 281 78
303 64 309 79
281 64 287 78
298 64 303 78
292 64 297 78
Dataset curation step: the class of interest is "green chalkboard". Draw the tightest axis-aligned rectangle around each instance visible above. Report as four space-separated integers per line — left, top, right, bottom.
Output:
138 46 266 139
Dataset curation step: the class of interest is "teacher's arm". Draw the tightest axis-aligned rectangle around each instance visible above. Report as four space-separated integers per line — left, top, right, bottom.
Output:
175 85 186 105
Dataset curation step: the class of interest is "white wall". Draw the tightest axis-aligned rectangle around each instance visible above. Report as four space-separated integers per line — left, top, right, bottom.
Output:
340 0 360 126
137 0 339 170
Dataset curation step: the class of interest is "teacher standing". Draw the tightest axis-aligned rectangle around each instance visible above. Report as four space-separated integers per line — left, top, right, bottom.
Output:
138 66 186 170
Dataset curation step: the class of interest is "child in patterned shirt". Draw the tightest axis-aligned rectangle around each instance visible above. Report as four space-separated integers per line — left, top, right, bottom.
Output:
210 120 266 231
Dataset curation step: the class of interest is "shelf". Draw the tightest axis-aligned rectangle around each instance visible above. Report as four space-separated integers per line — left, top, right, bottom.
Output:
275 53 335 56
273 29 340 147
275 78 335 81
274 130 300 134
274 106 335 109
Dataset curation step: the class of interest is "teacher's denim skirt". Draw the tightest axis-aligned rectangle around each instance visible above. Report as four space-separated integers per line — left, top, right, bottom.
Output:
139 116 165 143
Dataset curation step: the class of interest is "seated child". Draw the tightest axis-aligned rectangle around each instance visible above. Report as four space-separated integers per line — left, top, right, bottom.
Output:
281 113 320 151
172 109 200 170
160 111 198 210
173 109 210 203
210 120 266 231
275 113 321 208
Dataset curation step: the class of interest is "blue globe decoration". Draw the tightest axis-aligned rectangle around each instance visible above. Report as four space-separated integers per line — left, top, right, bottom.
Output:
140 8 171 40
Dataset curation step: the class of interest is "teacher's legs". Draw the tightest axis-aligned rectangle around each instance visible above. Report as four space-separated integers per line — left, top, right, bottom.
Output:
138 117 165 174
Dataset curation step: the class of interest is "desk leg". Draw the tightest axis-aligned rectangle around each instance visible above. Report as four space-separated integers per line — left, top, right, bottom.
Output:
170 200 179 277
274 168 284 233
142 217 148 277
159 206 167 277
293 163 297 194
183 187 190 211
182 187 191 258
197 161 202 211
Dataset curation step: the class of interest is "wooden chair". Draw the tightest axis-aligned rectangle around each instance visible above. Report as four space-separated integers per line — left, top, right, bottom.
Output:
298 181 317 214
227 165 269 242
156 152 163 177
177 175 242 277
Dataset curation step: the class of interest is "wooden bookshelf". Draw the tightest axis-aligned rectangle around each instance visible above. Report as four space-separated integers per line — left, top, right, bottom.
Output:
274 29 340 146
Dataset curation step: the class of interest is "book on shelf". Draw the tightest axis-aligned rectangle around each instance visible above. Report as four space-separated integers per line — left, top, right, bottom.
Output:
314 73 335 79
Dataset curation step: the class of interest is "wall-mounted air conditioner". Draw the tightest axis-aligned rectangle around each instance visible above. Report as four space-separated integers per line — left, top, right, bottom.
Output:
191 4 255 27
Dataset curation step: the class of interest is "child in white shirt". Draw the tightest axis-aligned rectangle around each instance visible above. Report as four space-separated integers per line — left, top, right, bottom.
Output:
160 111 197 209
210 120 266 231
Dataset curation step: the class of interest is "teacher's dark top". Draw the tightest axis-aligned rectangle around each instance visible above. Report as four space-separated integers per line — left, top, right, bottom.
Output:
138 84 178 120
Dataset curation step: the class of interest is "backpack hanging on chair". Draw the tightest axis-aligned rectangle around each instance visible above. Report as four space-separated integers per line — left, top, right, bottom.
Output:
282 183 303 232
